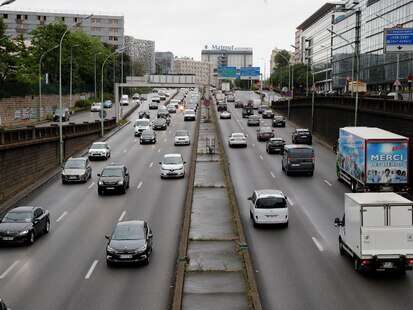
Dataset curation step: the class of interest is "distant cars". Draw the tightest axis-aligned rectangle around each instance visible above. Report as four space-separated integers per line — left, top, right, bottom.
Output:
292 128 312 145
272 116 286 127
184 110 196 121
256 126 275 142
149 101 159 110
174 130 190 146
120 94 129 106
62 157 92 184
103 100 113 109
282 145 315 176
170 99 180 108
167 104 177 113
242 107 254 118
88 142 111 160
140 129 157 144
262 109 274 119
226 95 235 102
220 111 231 119
0 206 50 245
134 119 151 137
106 220 153 266
91 102 102 112
138 111 150 119
159 154 186 178
97 164 130 195
235 100 244 108
152 118 167 131
266 138 285 154
217 102 228 112
258 105 267 114
228 133 247 148
247 115 261 126
248 190 288 227
53 108 70 122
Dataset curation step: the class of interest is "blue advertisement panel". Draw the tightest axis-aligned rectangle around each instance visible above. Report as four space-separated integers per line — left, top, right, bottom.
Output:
218 66 237 79
338 129 365 182
366 142 408 184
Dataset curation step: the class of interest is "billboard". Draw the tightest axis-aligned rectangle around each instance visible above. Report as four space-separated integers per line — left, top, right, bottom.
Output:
366 142 408 184
338 129 365 183
218 66 237 79
240 67 260 80
384 28 413 53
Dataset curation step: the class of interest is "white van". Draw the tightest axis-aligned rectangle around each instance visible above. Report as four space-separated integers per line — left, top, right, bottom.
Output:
248 190 288 227
120 95 129 106
134 119 151 137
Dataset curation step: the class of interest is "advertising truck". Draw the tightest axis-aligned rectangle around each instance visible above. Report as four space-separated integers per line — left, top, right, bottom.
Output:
334 192 413 274
337 127 409 192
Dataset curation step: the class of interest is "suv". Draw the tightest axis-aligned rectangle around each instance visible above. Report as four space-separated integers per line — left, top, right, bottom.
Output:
242 107 254 118
266 138 285 154
174 130 190 146
248 190 288 227
152 118 167 130
62 157 92 184
272 116 286 127
53 108 70 122
292 129 312 145
159 154 186 179
282 145 315 176
262 109 274 119
97 164 130 195
256 127 275 142
88 142 111 160
247 115 261 126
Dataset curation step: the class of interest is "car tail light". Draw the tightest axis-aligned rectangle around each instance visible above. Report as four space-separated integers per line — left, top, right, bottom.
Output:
361 260 370 266
408 259 413 265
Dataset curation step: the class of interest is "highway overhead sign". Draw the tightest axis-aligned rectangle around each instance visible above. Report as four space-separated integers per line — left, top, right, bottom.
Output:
218 66 237 79
384 28 413 53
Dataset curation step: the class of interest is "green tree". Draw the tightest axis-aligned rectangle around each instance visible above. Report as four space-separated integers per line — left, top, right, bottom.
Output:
273 50 291 70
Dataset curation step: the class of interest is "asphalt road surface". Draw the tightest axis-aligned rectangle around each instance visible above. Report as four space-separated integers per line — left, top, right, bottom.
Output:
0 91 196 310
217 91 413 310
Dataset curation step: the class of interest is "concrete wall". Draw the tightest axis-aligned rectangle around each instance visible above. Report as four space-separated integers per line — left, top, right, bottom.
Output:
0 119 116 204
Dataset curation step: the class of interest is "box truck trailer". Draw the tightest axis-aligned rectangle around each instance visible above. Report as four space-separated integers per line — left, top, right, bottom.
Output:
334 192 413 274
337 127 409 192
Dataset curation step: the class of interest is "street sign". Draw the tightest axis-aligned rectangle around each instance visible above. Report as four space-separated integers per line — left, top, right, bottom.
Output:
203 99 210 107
218 66 237 79
384 28 413 53
239 67 260 80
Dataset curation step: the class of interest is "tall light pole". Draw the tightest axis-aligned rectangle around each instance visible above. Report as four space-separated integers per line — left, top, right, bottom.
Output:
278 52 292 119
69 44 80 109
94 51 102 99
0 0 16 7
59 14 93 165
101 47 125 137
39 44 59 121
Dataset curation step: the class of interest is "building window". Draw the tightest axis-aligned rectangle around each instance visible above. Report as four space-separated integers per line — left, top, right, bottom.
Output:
109 36 113 41
16 14 21 20
74 17 79 23
24 15 28 20
113 36 118 41
3 14 8 19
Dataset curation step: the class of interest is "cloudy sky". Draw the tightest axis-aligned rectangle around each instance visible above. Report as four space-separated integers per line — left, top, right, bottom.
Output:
5 0 327 73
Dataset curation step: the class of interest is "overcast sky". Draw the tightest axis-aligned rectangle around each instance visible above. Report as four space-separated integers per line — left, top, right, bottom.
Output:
5 0 327 73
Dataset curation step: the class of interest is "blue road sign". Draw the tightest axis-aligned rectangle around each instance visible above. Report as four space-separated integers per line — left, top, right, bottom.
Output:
384 28 413 53
218 66 237 79
239 67 261 80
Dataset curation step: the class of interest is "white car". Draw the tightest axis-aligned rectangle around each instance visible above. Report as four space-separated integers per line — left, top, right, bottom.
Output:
170 99 180 108
228 133 247 148
220 111 231 119
248 190 288 227
120 94 129 106
91 102 102 112
174 130 190 146
159 154 186 179
184 110 196 121
134 119 151 137
167 104 176 113
88 142 111 160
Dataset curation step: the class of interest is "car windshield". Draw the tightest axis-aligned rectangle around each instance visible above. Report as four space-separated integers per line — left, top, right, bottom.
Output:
275 116 283 120
270 139 284 144
232 134 245 139
2 211 32 223
142 132 153 138
91 144 106 150
135 120 149 126
101 168 122 177
289 149 314 158
250 116 259 120
163 156 182 165
65 159 85 169
112 224 144 240
256 197 286 209
260 127 272 133
176 130 188 136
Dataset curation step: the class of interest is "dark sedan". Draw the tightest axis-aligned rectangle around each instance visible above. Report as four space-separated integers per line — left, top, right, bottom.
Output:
257 126 275 142
247 115 261 126
262 109 274 119
0 206 50 245
266 137 286 154
106 220 153 266
140 130 157 144
152 118 167 130
273 116 286 127
97 165 130 195
292 129 312 145
235 100 244 108
138 111 150 119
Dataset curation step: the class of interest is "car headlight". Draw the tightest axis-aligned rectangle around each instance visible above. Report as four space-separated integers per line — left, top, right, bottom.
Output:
18 230 30 236
99 181 103 185
118 181 124 185
107 245 116 253
137 245 147 253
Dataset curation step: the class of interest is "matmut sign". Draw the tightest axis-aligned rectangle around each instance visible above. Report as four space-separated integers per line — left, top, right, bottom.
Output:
384 28 413 53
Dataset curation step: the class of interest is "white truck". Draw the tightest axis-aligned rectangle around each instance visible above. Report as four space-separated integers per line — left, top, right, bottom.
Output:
334 192 413 274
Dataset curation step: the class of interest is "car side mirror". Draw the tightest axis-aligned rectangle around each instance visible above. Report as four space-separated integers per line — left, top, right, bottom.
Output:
184 161 187 164
105 235 110 240
159 162 162 165
148 231 153 239
334 217 341 227
97 173 101 177
247 197 252 201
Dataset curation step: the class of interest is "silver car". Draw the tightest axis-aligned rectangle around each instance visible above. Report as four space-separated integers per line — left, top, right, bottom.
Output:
62 157 92 184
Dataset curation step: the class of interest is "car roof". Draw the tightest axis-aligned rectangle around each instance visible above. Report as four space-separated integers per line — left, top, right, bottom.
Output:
67 157 87 161
270 137 284 141
116 220 145 229
9 206 35 212
92 142 107 145
255 190 285 198
284 144 314 150
164 153 182 158
105 164 124 169
295 128 310 132
232 132 245 136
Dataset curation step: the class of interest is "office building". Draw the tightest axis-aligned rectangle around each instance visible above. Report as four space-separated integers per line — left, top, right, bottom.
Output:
174 58 212 86
124 36 155 75
155 52 174 74
0 9 124 47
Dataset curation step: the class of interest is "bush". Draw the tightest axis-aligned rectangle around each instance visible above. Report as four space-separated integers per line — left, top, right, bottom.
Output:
74 98 94 110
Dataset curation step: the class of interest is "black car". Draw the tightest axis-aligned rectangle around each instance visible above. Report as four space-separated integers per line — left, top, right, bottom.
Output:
258 105 267 114
138 111 150 119
257 126 275 141
235 100 244 108
262 109 274 119
0 298 9 310
273 116 286 127
152 118 167 130
242 107 254 118
0 206 50 245
61 157 92 184
106 220 153 266
97 164 130 195
217 102 227 112
266 138 286 154
140 130 157 144
282 145 315 176
292 129 312 145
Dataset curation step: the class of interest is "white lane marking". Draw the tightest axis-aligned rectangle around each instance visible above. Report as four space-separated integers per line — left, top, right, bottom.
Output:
252 143 256 147
85 260 99 280
312 237 324 252
259 155 264 160
134 139 138 143
137 181 143 190
88 182 95 190
270 171 276 179
164 138 167 143
287 197 294 206
324 180 332 187
56 211 68 223
0 261 19 279
158 149 161 153
123 149 127 153
149 162 154 168
118 211 126 222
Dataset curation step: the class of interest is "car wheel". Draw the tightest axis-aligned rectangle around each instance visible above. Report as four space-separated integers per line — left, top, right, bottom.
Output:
27 231 35 245
121 186 126 194
284 221 289 228
98 188 104 196
285 169 290 176
309 171 314 177
106 260 113 268
62 179 66 185
127 181 130 189
143 255 150 266
354 258 360 272
44 219 50 234
253 219 259 228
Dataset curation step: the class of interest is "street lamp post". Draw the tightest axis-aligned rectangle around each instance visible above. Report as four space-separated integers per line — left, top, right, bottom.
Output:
69 44 80 109
278 53 292 119
0 0 16 7
58 14 92 165
39 45 59 121
94 52 101 99
311 69 315 130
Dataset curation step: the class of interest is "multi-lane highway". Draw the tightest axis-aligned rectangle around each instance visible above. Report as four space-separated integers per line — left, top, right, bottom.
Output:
0 91 196 310
218 91 413 310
